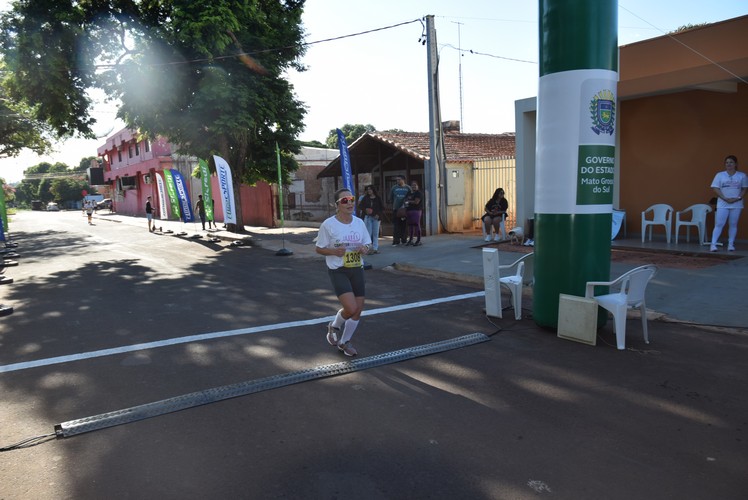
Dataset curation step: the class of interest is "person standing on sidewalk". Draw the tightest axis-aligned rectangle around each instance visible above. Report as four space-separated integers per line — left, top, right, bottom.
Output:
208 199 217 229
195 195 207 230
710 155 747 252
389 176 411 246
145 196 156 232
404 181 423 246
316 188 372 357
358 185 384 253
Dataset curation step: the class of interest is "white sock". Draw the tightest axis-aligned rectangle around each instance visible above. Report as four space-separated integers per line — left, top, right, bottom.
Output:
340 318 359 344
332 309 345 329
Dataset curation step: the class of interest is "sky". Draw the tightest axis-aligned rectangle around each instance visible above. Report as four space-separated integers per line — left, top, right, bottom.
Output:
1 0 747 183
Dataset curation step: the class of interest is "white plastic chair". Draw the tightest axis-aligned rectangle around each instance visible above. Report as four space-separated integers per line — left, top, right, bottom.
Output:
641 204 674 243
675 204 711 244
499 252 533 320
585 264 658 350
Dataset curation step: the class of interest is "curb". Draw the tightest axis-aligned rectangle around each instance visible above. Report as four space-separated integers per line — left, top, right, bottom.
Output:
391 263 483 287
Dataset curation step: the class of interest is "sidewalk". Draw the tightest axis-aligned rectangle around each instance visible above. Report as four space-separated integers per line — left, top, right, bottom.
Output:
93 211 748 329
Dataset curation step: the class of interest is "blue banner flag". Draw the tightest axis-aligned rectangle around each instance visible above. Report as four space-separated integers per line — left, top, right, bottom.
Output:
171 170 194 223
336 128 354 198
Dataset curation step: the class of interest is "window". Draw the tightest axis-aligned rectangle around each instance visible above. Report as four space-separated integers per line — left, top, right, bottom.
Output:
128 145 133 158
119 176 137 190
118 149 122 162
135 143 140 155
144 140 150 153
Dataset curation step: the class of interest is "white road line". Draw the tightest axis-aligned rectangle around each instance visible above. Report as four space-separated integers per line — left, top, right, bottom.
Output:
0 291 484 374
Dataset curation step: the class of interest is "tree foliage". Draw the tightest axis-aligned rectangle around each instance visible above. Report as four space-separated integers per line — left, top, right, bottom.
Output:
13 161 92 206
326 123 376 149
0 177 14 204
1 0 308 229
0 61 53 158
49 177 89 203
670 23 710 34
76 156 101 171
299 139 328 149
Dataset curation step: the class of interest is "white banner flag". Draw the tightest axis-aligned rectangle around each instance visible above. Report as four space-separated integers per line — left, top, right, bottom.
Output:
213 155 237 225
155 172 169 220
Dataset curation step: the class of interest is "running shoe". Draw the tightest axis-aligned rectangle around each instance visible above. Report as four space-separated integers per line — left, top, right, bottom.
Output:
338 342 358 357
484 235 491 242
326 322 339 346
728 244 735 252
710 245 718 252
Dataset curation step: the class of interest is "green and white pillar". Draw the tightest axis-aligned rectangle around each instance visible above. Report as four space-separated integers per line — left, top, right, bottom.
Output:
534 0 618 328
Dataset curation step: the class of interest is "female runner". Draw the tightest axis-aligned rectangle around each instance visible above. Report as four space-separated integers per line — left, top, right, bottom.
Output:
315 188 372 356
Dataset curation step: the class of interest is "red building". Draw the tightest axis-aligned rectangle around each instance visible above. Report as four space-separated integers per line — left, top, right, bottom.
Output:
97 127 273 227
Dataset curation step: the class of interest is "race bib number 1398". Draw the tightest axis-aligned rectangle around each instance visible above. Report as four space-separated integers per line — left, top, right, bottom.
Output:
343 250 361 268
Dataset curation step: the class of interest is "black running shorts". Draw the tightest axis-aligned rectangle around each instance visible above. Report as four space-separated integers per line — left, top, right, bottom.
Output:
328 266 365 297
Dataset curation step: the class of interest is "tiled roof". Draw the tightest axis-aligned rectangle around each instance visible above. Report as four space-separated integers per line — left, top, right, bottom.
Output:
317 129 516 178
366 131 515 162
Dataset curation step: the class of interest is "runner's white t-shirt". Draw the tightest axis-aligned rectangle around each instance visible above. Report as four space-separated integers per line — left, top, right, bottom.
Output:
316 215 371 270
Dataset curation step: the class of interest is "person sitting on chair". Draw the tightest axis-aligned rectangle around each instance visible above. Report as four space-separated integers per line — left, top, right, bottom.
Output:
482 188 508 242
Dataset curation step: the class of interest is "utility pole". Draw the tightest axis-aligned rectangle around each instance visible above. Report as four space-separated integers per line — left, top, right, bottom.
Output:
452 21 464 131
425 15 443 236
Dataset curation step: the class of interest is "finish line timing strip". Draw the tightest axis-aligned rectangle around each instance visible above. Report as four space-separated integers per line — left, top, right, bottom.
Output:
0 291 485 374
54 332 491 438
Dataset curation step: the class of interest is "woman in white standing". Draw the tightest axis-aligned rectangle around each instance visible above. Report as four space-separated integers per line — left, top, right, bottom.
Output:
316 188 372 356
710 155 747 252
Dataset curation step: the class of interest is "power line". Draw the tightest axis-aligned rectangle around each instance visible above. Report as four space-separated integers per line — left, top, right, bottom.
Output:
441 44 537 65
618 4 748 85
94 18 424 70
22 172 87 180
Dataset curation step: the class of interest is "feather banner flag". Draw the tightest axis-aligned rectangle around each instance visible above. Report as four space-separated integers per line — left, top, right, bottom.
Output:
198 159 214 222
170 169 194 223
162 169 181 220
336 128 354 198
213 156 237 225
154 172 169 220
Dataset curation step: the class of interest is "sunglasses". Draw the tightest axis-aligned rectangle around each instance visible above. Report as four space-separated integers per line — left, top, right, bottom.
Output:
337 196 355 205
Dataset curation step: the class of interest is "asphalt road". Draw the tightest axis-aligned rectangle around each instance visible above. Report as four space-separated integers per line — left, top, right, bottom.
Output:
1 210 747 499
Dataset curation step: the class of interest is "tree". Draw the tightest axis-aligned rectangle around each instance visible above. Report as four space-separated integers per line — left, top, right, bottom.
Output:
0 177 14 205
1 0 308 231
0 61 53 158
326 124 376 149
50 177 89 204
13 161 84 206
76 156 102 172
300 139 328 149
13 180 35 207
670 23 709 34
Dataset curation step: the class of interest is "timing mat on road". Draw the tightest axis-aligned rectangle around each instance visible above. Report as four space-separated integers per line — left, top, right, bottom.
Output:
54 332 491 438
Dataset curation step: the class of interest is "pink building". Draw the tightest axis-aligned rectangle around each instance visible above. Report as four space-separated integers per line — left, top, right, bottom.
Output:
97 127 273 226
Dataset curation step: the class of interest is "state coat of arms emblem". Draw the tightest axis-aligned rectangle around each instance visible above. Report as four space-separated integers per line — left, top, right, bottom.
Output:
590 89 615 135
